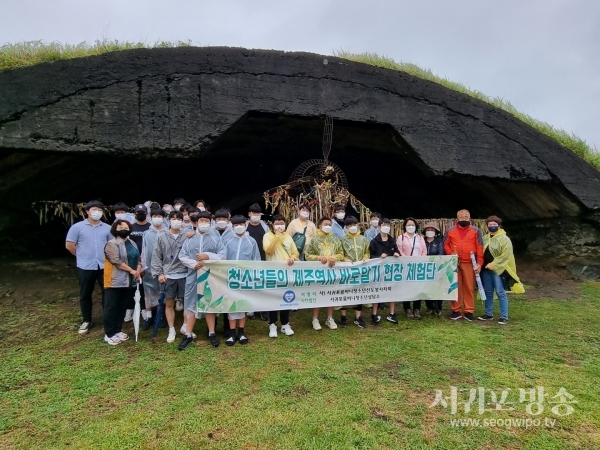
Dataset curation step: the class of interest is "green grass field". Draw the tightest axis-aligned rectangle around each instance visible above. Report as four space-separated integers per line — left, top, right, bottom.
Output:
1 268 599 449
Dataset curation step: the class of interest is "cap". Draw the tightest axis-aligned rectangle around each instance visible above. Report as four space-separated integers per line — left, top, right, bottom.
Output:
134 204 147 213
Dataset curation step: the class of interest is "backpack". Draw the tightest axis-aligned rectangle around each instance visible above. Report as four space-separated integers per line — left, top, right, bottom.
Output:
292 225 308 254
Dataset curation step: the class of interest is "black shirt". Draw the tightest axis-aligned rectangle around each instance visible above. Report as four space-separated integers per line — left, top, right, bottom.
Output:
246 223 266 261
130 222 151 251
484 247 494 266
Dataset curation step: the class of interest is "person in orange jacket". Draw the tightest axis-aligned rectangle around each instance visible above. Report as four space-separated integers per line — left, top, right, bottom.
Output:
443 209 484 321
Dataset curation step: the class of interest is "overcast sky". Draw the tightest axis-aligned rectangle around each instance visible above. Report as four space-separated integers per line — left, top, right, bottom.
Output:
2 0 599 150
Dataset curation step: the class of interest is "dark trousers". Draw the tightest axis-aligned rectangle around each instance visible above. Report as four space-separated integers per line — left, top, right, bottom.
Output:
126 283 143 310
425 300 443 311
269 310 290 325
78 268 105 323
403 301 422 311
341 305 363 312
103 287 133 338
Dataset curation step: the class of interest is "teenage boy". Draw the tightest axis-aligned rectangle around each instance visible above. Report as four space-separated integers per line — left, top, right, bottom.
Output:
151 211 187 343
223 215 261 345
304 217 344 330
331 204 347 238
140 209 166 330
65 200 112 335
112 202 135 224
339 216 370 328
286 203 317 260
178 211 226 350
214 208 234 245
364 212 382 242
246 203 269 320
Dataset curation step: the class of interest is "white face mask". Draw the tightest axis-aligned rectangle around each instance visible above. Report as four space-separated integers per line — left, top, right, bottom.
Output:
115 213 127 220
198 207 206 212
371 220 379 227
198 223 211 233
348 226 358 234
381 226 391 234
406 225 416 234
216 220 227 230
234 225 246 235
250 215 261 223
321 225 332 234
170 220 182 230
174 205 181 211
274 225 286 232
335 213 345 220
183 215 189 221
425 230 436 238
89 210 103 221
151 217 163 227
299 211 310 219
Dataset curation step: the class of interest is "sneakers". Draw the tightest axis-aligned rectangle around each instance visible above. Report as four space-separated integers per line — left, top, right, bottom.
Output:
180 324 197 339
340 316 348 328
175 299 184 311
141 317 153 331
269 323 278 338
386 313 398 324
498 317 508 325
464 313 474 322
260 312 269 321
478 314 494 321
78 321 92 335
354 317 367 328
124 309 134 322
167 328 176 343
281 324 295 336
208 333 220 347
371 314 381 325
405 309 414 319
104 334 121 345
178 335 194 350
114 332 129 341
413 309 422 320
312 317 322 331
238 333 249 345
325 317 338 330
450 312 462 320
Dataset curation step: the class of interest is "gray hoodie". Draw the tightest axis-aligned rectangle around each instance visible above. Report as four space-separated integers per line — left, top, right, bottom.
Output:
150 231 187 277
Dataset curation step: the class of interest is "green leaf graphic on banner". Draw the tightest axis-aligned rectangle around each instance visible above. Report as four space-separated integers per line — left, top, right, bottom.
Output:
197 269 210 284
448 282 458 294
210 296 224 309
446 266 454 284
196 293 205 311
229 299 253 312
203 282 212 304
437 260 449 271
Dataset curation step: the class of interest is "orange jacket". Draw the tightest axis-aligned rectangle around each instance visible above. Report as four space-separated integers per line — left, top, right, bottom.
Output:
443 225 484 266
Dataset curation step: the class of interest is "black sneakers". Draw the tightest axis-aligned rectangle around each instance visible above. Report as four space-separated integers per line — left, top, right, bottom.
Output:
371 314 381 325
354 317 367 328
208 333 220 347
498 317 508 325
178 335 194 351
260 312 269 321
450 312 462 320
478 314 494 321
464 313 474 322
386 313 398 324
340 316 348 328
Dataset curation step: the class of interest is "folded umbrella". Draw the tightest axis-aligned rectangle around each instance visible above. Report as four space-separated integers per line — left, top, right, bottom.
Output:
152 284 166 343
133 281 142 342
470 251 487 302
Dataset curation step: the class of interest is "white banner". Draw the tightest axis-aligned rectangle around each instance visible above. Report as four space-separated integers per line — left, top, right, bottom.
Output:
195 256 458 313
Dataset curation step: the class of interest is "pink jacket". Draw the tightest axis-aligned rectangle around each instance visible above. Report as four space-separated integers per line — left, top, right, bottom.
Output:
397 233 428 257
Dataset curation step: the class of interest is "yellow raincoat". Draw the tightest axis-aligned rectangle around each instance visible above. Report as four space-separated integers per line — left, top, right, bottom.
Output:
483 228 525 294
304 230 344 261
341 231 370 262
263 231 300 262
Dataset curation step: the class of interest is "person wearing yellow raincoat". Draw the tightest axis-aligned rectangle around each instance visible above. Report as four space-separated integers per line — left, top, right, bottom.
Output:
339 216 370 329
477 215 525 325
304 217 345 331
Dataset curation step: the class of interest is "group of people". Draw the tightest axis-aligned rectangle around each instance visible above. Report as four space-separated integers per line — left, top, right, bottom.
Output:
65 198 524 349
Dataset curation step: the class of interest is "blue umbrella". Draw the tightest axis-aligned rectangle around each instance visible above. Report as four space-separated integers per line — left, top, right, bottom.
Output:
152 284 166 343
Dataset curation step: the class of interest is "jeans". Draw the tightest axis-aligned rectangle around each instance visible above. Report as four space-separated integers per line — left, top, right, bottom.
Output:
481 269 509 319
77 267 105 323
103 287 134 337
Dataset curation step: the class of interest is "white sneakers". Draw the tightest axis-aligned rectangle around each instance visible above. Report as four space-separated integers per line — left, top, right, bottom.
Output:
167 328 176 343
269 323 278 338
281 324 295 336
179 324 197 339
114 332 129 341
104 335 120 345
175 299 184 311
312 317 322 331
325 317 338 330
78 322 92 335
124 309 134 322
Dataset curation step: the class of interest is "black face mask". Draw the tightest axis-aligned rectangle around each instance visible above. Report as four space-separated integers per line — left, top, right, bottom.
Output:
135 213 146 221
458 220 470 227
116 229 131 238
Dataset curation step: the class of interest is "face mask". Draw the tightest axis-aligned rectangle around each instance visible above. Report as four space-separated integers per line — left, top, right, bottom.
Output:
488 226 499 233
151 217 163 227
216 220 227 229
116 229 130 238
198 207 206 212
170 220 182 230
381 226 391 234
321 225 332 234
250 215 261 223
406 225 416 234
458 220 470 227
348 226 358 234
89 210 103 221
425 231 436 238
274 225 286 232
174 205 181 211
335 213 345 220
300 211 310 219
198 223 211 233
115 213 127 220
234 225 246 235
371 220 379 227
183 215 189 221
135 213 146 221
